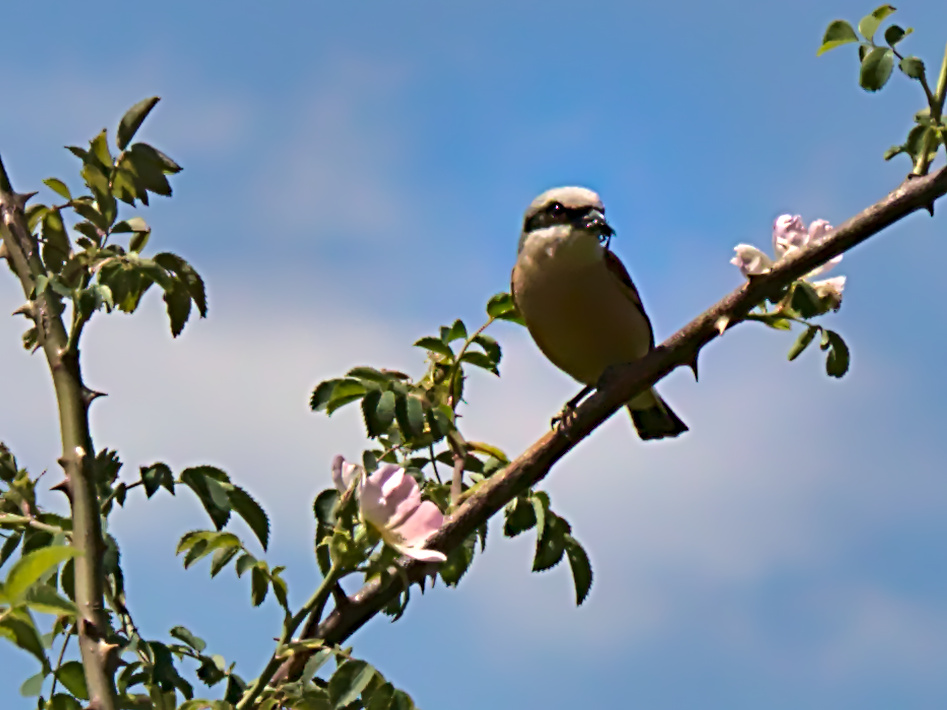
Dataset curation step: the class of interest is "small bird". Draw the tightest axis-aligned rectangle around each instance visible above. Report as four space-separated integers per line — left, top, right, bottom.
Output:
511 186 687 440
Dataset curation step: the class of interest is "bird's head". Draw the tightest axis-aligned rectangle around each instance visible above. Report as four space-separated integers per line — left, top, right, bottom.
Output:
518 186 615 254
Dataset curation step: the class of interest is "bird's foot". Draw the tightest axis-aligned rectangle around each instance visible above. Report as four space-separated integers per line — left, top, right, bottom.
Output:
550 385 593 432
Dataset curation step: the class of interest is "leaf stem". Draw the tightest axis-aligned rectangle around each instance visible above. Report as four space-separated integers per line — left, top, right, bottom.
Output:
236 562 343 710
913 42 947 176
446 317 495 410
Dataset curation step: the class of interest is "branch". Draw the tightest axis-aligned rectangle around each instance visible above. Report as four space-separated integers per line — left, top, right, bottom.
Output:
275 165 947 683
0 158 117 710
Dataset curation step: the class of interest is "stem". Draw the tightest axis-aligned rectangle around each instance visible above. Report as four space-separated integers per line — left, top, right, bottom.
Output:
0 514 66 536
0 160 116 710
913 42 947 176
446 317 495 410
236 563 343 710
49 623 77 697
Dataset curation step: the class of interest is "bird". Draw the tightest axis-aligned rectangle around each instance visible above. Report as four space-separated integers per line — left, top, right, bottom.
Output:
511 186 688 440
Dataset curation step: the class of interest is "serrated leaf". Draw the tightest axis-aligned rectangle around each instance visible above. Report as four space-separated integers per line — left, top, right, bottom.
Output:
311 379 341 411
325 379 368 416
532 512 567 572
117 97 161 151
563 534 593 605
140 462 173 498
394 394 425 439
860 47 895 92
789 281 825 318
43 178 71 200
412 336 454 359
443 319 467 343
328 660 376 708
250 565 268 606
227 485 270 551
163 279 192 337
899 56 925 80
209 545 239 577
503 496 537 537
3 546 78 602
235 553 256 577
460 350 499 375
170 625 207 652
439 533 475 586
153 252 207 317
181 467 232 530
55 660 89 700
472 333 501 364
858 4 896 41
817 20 859 55
0 531 22 568
788 326 817 361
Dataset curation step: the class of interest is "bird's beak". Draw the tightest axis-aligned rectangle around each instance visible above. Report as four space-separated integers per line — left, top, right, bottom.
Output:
577 208 615 242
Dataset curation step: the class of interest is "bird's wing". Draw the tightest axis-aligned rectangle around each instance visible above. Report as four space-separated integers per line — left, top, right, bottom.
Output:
603 249 655 349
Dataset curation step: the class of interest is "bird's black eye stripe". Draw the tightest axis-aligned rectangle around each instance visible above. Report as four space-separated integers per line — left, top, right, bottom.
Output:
523 203 602 232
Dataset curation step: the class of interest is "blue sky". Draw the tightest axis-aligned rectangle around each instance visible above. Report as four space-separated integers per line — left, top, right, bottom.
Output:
2 1 947 708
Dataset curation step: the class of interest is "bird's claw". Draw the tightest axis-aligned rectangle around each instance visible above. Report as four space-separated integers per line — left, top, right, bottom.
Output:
551 403 578 432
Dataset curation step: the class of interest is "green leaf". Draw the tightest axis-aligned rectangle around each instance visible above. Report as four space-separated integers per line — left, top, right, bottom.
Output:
824 330 851 377
227 485 270 551
394 394 425 439
563 534 593 605
858 5 896 41
816 20 859 56
43 178 71 200
325 379 368 416
898 56 925 80
140 462 174 498
788 326 818 361
235 553 256 577
443 319 467 343
209 545 239 577
153 252 207 317
163 279 192 337
250 565 268 606
313 489 339 529
170 625 207 652
472 334 501 364
860 47 895 91
884 24 912 45
311 379 342 411
4 546 78 603
789 281 825 319
117 97 161 151
439 533 475 586
23 583 77 617
181 467 233 530
328 660 376 708
503 496 537 537
460 351 499 375
55 660 89 700
412 336 454 359
532 512 568 572
364 389 398 438
19 670 45 697
0 608 48 668
0 531 22 568
41 209 70 273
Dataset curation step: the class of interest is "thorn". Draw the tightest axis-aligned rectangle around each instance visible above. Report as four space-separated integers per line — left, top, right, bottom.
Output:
82 387 108 407
0 241 7 259
14 191 37 209
715 315 731 335
12 302 34 319
50 478 72 499
926 202 935 217
687 354 699 382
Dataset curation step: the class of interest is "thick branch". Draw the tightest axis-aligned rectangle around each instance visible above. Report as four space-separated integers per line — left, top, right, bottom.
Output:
276 165 947 682
0 158 116 710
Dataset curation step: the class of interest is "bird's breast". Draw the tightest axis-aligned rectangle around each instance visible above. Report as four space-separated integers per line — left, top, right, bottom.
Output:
513 247 653 386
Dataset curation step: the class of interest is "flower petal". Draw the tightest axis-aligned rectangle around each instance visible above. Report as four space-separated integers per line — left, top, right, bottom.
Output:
359 464 421 531
812 275 846 310
773 214 808 258
331 455 361 493
807 218 833 243
393 500 444 548
731 244 773 276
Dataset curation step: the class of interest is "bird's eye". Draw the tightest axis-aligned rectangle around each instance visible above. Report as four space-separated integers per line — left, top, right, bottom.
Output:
547 201 563 215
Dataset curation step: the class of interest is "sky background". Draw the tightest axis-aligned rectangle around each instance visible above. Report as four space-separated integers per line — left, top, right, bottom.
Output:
2 1 947 708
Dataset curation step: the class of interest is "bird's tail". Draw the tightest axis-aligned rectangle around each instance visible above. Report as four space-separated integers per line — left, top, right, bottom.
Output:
627 390 688 441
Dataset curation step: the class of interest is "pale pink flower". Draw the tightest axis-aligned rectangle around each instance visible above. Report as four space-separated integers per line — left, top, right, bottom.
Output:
332 456 446 562
732 214 845 305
